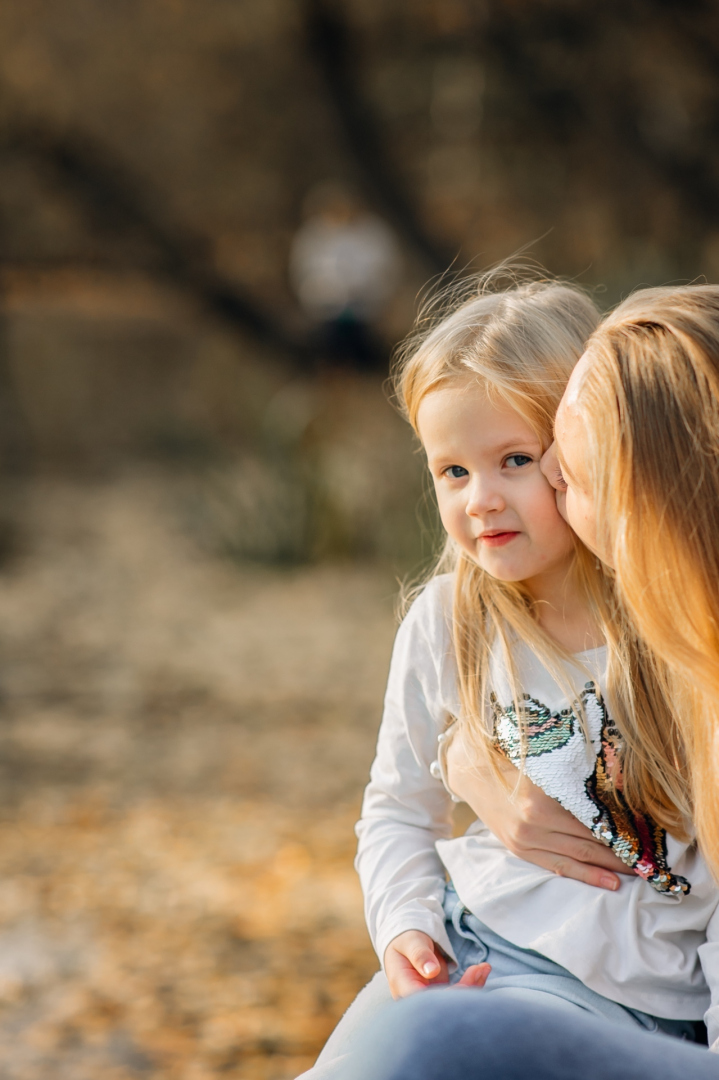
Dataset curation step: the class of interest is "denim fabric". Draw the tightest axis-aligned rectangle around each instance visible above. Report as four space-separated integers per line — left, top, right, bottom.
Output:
348 994 719 1080
443 883 699 1041
297 885 701 1079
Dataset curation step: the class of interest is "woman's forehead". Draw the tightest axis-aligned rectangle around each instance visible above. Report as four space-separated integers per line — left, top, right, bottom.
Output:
562 351 593 408
554 393 591 490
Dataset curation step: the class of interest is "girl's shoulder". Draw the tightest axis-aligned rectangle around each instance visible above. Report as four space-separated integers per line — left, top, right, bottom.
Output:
396 574 458 707
401 573 454 643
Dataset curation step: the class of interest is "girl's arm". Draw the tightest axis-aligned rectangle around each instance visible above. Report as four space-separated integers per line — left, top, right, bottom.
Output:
356 579 460 982
445 721 631 889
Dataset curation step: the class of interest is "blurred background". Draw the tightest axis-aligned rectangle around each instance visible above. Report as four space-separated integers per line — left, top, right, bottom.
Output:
0 1 717 1077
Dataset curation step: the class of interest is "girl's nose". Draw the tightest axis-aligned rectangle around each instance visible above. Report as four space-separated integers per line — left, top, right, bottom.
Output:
465 477 504 517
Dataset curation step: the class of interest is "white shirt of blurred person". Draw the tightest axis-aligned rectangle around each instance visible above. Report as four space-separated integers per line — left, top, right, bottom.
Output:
289 183 400 366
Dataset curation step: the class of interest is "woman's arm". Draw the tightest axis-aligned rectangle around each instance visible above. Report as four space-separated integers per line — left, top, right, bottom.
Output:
445 727 632 889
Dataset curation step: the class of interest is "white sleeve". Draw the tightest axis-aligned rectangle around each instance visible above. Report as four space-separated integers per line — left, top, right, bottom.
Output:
355 580 457 967
699 901 719 1050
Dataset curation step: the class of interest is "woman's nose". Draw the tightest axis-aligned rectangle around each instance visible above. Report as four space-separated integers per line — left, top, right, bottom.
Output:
540 442 561 489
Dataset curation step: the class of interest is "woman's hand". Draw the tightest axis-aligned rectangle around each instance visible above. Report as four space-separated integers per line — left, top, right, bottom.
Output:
445 729 632 890
384 931 490 999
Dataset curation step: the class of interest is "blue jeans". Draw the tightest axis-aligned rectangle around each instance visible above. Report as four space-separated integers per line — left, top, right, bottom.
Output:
346 994 719 1080
299 886 700 1079
443 884 698 1039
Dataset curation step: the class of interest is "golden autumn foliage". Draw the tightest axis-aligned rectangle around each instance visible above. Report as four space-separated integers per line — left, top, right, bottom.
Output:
0 473 396 1078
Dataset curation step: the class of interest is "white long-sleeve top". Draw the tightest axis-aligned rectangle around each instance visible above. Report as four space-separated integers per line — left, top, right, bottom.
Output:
355 574 719 1041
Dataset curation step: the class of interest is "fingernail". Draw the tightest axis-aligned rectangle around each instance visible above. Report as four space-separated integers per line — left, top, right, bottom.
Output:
600 874 619 891
422 962 438 976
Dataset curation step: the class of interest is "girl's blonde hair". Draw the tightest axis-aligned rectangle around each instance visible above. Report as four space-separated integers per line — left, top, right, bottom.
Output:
394 273 689 837
572 284 719 865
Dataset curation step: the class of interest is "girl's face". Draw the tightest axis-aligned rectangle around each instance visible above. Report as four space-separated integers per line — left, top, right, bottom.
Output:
417 382 576 595
540 354 607 563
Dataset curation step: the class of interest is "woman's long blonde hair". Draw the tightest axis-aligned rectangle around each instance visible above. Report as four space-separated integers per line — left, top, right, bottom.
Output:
573 284 719 865
394 274 690 837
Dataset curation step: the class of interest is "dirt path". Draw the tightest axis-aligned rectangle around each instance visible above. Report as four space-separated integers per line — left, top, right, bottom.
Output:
0 472 399 1079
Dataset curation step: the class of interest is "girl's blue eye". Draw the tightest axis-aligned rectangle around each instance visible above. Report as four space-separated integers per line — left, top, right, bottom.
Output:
505 454 533 469
445 465 468 479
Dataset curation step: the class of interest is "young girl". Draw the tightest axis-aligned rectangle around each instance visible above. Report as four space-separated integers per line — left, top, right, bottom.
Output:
299 280 719 1079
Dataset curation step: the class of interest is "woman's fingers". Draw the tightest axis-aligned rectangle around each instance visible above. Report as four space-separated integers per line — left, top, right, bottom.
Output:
513 782 599 838
538 829 633 875
490 776 632 880
445 731 632 889
523 847 622 890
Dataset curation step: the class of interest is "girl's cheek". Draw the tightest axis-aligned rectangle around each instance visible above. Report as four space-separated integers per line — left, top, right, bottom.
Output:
553 486 569 523
534 478 568 523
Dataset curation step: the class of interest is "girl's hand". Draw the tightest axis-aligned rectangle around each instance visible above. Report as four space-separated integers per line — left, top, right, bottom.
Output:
384 931 490 999
446 729 632 890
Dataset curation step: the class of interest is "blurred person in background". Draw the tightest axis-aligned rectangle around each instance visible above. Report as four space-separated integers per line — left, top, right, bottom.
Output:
289 181 401 370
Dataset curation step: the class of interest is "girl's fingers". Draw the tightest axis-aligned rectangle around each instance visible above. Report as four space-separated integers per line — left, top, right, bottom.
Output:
385 945 435 998
384 932 450 998
406 941 441 978
456 963 491 988
388 965 431 998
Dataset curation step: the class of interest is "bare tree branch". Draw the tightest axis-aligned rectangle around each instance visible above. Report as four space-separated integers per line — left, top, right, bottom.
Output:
0 118 312 361
482 1 719 233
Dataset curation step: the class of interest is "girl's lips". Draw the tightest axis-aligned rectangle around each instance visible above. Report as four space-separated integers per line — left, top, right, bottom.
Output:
480 531 520 547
